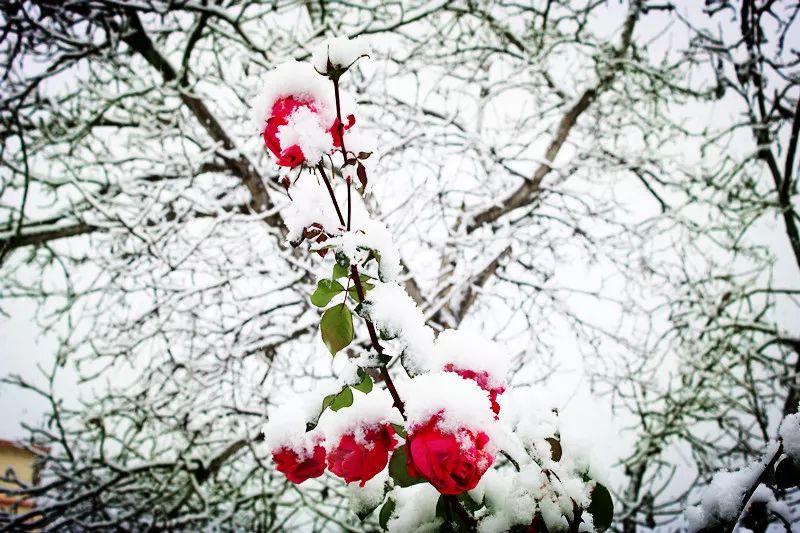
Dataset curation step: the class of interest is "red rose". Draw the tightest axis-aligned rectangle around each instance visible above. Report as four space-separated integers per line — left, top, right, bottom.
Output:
444 363 505 416
405 414 493 494
327 423 397 486
272 444 326 484
262 96 314 167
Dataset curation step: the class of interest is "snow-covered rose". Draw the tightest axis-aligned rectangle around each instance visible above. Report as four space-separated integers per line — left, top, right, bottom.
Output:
444 363 506 417
406 413 494 494
328 423 397 486
272 443 327 484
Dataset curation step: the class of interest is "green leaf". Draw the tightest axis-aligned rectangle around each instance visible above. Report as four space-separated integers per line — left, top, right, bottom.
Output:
588 482 614 531
348 277 375 303
335 250 350 268
379 498 396 530
321 393 336 411
310 279 345 307
388 445 426 487
332 263 349 279
353 369 373 393
391 423 407 439
330 387 353 411
458 492 483 512
320 304 353 355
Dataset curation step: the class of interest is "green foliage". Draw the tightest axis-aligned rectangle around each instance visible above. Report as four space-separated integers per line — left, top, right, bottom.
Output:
310 279 345 307
330 387 353 411
353 368 373 393
379 498 396 530
320 303 353 355
388 445 426 487
588 482 613 531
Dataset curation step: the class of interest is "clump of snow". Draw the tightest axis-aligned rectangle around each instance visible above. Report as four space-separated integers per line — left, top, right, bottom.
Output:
251 61 334 129
324 219 401 281
477 467 541 533
400 372 497 437
434 328 508 387
387 484 442 533
779 412 800 462
281 177 344 242
312 35 370 73
262 385 340 454
747 485 792 526
686 441 778 533
317 388 401 450
364 283 436 374
277 105 334 166
348 468 389 517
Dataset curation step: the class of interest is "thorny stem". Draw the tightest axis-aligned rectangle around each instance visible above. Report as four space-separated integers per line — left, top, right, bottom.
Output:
317 163 344 226
332 76 348 163
315 127 407 418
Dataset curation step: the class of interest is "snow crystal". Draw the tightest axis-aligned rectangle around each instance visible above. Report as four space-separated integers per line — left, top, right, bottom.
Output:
316 388 401 450
365 282 436 374
277 105 334 166
434 328 509 387
312 35 370 73
779 412 800 462
387 484 442 533
348 468 389 517
400 372 497 438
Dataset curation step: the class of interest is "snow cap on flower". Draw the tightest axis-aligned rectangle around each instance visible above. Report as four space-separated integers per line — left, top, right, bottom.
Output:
252 61 334 129
317 388 400 486
401 372 498 438
312 35 370 75
434 328 509 389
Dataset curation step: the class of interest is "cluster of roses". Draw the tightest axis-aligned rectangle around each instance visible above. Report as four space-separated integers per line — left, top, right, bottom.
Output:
270 364 504 495
257 40 505 505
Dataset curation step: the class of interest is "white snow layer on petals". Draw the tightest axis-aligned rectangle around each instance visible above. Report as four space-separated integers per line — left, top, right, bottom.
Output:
317 388 400 450
779 412 800 462
434 328 508 387
401 372 497 437
262 385 339 455
387 484 443 533
312 35 370 72
365 282 435 374
277 105 334 165
251 61 334 128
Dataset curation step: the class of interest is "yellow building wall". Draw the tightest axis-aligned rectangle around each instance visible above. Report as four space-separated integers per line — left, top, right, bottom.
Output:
0 444 38 513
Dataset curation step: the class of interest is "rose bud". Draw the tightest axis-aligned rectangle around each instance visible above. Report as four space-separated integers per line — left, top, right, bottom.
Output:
405 413 493 495
272 443 327 484
327 423 397 486
443 363 505 417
